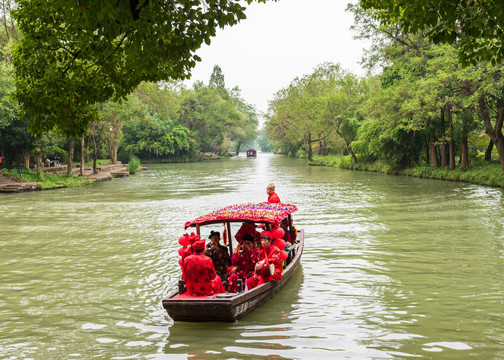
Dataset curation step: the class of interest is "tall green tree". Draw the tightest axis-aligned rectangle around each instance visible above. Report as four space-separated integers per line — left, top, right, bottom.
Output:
12 0 269 137
359 0 504 64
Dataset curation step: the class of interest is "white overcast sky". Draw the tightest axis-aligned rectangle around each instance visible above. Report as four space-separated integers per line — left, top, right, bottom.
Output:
184 0 370 116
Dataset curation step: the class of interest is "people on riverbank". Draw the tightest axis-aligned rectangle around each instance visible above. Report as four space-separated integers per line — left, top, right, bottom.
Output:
182 237 225 296
266 183 280 203
205 230 230 284
246 231 282 290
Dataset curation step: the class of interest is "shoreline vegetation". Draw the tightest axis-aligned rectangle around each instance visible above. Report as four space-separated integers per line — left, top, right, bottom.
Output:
0 160 134 192
3 152 504 193
309 154 504 188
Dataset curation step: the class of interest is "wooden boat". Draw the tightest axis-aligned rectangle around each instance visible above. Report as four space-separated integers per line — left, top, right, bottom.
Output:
246 149 257 158
162 202 303 322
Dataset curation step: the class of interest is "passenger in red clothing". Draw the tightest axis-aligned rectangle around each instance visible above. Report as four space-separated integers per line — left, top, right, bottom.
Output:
266 183 281 203
246 231 282 290
280 218 292 244
182 238 225 296
227 234 259 293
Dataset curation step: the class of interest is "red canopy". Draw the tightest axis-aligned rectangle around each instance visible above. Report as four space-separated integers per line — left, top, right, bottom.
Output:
184 202 298 229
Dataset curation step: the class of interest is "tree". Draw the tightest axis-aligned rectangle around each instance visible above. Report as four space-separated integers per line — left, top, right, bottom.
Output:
228 86 258 155
209 65 227 95
12 0 269 137
359 0 504 65
123 112 192 160
88 121 106 174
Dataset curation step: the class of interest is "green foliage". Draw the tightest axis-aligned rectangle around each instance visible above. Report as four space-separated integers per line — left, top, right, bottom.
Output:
2 168 92 189
12 0 269 137
123 112 193 160
266 62 370 162
359 0 504 65
84 159 109 167
404 164 504 187
126 156 141 175
257 128 273 152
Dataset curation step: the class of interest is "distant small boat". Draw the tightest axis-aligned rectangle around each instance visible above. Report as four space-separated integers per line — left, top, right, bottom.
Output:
162 202 303 322
246 149 257 158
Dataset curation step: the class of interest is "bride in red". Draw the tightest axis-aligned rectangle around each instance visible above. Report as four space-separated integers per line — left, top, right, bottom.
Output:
246 231 282 290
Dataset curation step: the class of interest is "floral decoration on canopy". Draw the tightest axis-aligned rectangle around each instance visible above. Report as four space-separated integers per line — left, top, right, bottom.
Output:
184 202 298 229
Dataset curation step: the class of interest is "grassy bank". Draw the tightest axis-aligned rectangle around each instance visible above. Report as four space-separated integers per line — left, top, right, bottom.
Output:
2 168 93 189
310 155 504 188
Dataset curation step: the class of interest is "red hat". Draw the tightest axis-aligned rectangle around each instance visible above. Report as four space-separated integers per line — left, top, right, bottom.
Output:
260 231 272 241
188 232 199 244
192 237 205 251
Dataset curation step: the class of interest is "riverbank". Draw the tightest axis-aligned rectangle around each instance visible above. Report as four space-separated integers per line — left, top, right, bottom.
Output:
0 162 132 192
309 155 504 188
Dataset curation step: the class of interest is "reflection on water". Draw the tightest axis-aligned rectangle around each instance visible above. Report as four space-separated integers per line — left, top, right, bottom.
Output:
165 267 304 360
1 153 503 359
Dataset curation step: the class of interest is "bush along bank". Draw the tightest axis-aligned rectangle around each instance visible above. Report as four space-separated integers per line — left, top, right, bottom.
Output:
310 155 504 188
1 168 93 190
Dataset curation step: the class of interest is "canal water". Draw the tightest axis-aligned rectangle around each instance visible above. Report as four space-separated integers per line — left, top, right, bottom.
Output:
1 153 503 359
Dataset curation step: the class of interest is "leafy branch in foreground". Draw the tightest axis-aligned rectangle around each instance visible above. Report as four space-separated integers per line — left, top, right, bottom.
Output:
12 0 270 137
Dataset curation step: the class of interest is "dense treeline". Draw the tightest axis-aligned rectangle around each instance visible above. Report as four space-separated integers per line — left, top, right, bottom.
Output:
0 0 260 173
265 4 504 174
1 62 259 169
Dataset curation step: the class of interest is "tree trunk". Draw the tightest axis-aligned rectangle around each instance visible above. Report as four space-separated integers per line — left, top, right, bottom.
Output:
80 137 85 176
429 117 439 167
336 130 357 164
67 138 74 177
35 139 44 175
460 116 469 170
440 107 447 167
90 123 105 175
494 135 504 170
22 148 30 169
485 139 494 161
235 141 243 156
448 108 455 170
478 97 504 170
307 131 313 162
323 138 328 156
85 136 90 163
461 136 469 170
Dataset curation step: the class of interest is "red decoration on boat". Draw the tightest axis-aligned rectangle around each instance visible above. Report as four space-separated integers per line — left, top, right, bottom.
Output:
179 234 190 247
188 233 199 244
273 239 286 250
280 250 288 261
184 202 298 229
271 227 285 240
178 247 186 257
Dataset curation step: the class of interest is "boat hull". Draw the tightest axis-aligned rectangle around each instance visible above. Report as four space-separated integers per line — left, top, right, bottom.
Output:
162 230 304 322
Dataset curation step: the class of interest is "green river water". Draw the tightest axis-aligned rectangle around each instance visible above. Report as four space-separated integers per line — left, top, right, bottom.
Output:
0 153 503 359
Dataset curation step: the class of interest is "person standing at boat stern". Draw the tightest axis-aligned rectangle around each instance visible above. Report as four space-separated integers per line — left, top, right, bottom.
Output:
205 231 230 285
182 237 225 296
266 183 281 203
228 233 259 293
247 231 282 290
